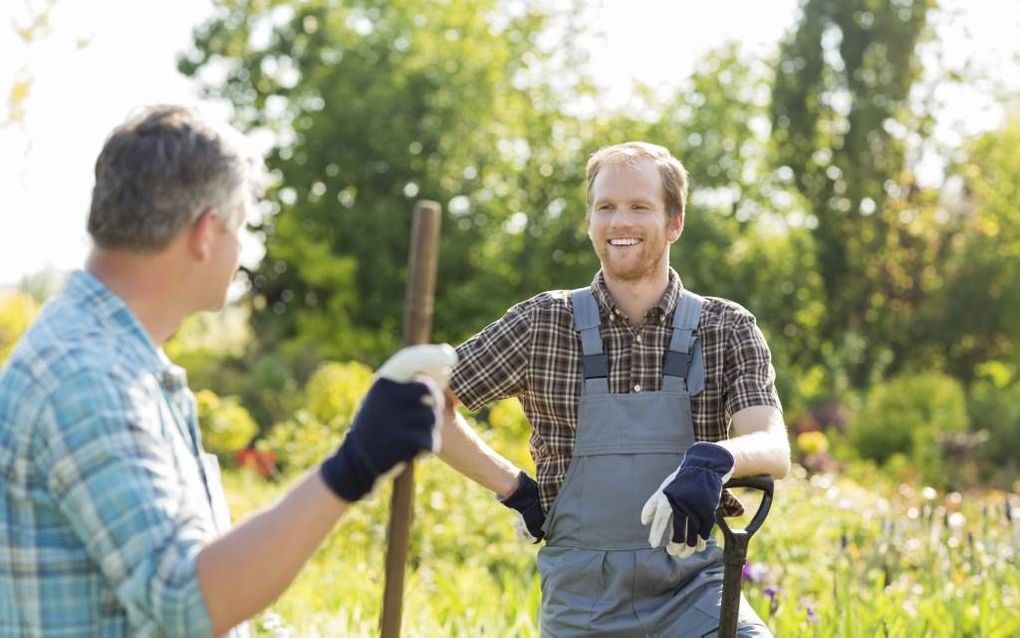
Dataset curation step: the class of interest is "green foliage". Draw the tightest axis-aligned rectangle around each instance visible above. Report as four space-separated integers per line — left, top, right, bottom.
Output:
967 377 1020 476
173 0 1020 488
849 373 968 486
195 389 259 454
181 0 596 363
165 309 252 391
771 0 938 386
264 360 373 471
932 118 1020 382
221 456 1019 636
0 293 39 365
304 360 374 424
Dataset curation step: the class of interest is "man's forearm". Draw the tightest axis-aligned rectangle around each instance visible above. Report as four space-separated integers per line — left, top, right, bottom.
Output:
196 471 348 636
717 405 791 479
439 411 520 498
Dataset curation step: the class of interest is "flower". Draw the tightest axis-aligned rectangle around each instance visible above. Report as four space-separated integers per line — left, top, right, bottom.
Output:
236 447 278 478
742 562 770 584
764 586 781 616
801 597 819 624
797 430 829 456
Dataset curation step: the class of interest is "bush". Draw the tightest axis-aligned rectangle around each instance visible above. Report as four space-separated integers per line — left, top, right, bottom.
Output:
967 379 1020 483
304 361 374 424
265 361 374 472
195 389 259 455
0 293 40 365
849 373 968 486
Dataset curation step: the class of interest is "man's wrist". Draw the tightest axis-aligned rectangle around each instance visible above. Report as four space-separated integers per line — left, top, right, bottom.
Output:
499 471 537 508
320 442 373 503
496 470 524 501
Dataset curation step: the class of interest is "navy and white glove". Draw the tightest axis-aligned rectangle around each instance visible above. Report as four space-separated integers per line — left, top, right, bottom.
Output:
640 442 734 557
320 345 456 503
499 472 546 543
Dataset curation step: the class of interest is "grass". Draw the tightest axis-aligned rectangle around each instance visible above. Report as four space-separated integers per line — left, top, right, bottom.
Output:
222 455 1019 637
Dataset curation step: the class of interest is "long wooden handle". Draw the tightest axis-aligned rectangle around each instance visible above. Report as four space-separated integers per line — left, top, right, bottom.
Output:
380 200 442 638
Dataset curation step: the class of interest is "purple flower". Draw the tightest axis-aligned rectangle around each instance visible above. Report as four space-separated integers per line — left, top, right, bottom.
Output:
765 587 781 616
800 597 819 624
742 562 769 583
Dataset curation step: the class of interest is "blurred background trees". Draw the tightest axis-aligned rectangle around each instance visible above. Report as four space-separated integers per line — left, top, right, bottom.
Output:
3 0 1016 489
170 0 1017 487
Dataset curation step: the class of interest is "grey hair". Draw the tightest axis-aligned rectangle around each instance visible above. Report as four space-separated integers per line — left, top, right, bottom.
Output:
87 105 260 252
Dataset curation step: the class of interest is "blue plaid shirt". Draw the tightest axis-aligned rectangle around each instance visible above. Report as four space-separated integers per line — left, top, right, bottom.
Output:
0 271 222 636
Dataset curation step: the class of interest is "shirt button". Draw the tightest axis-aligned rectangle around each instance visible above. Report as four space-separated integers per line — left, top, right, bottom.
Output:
635 335 642 343
634 384 642 392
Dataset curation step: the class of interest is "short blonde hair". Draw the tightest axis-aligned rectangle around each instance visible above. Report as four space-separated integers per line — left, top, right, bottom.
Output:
585 141 689 220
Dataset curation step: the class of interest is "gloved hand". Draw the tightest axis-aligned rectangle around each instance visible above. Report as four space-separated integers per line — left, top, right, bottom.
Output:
320 345 457 503
375 343 458 453
640 442 734 558
499 471 546 543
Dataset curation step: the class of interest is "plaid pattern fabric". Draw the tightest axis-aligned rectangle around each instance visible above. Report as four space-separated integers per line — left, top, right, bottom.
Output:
0 271 215 636
451 269 782 515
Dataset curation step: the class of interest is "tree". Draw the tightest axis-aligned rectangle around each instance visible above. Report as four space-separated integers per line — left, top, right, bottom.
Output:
181 0 594 363
930 117 1020 381
771 0 936 385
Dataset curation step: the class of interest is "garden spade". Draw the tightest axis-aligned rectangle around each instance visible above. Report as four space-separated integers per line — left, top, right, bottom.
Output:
715 475 774 638
381 200 443 638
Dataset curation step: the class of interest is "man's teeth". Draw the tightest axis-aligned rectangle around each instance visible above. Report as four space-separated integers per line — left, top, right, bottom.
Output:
610 238 640 246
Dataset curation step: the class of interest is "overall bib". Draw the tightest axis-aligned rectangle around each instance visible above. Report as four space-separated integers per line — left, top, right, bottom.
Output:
536 289 769 637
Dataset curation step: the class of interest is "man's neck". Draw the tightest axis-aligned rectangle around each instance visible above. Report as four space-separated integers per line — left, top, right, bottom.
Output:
86 250 189 345
602 266 671 328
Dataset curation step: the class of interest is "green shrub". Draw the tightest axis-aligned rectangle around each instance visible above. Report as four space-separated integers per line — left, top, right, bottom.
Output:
0 293 39 365
304 361 374 424
265 361 373 471
849 373 968 486
195 389 259 455
967 379 1020 477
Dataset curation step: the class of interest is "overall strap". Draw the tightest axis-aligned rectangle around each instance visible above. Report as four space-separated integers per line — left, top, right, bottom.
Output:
663 291 705 393
570 288 609 395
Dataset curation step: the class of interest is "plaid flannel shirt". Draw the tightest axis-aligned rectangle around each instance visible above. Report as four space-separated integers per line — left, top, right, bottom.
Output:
450 269 782 515
0 271 218 636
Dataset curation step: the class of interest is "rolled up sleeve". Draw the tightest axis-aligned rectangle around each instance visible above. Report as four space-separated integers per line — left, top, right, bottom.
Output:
36 369 214 636
722 311 783 419
450 300 533 412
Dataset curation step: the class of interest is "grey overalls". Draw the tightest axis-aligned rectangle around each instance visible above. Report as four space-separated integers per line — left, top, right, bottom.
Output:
536 288 770 637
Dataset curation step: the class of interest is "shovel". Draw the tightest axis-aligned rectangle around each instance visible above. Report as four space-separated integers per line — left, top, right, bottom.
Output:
715 475 774 638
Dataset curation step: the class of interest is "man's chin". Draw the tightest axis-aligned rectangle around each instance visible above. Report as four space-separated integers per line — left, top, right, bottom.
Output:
602 260 652 282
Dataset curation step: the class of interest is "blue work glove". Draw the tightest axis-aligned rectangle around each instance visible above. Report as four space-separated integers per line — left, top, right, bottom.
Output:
641 442 734 557
320 345 456 503
499 472 546 543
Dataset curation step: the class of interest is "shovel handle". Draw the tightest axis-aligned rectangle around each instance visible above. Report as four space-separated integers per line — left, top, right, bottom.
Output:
717 475 774 539
715 475 774 638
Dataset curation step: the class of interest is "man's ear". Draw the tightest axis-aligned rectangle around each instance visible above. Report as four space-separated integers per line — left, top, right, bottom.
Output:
667 211 684 243
188 208 218 262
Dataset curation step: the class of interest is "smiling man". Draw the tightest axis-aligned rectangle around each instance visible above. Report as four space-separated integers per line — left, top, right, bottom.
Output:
438 141 790 636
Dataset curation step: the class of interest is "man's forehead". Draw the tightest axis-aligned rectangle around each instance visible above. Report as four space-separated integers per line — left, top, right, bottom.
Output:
592 158 664 197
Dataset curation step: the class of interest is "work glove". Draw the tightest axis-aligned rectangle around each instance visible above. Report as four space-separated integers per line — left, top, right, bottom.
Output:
320 344 457 503
640 442 734 558
499 471 546 543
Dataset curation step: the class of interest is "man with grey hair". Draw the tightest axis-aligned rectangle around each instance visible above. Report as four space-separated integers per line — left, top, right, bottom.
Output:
0 105 456 636
439 141 790 635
